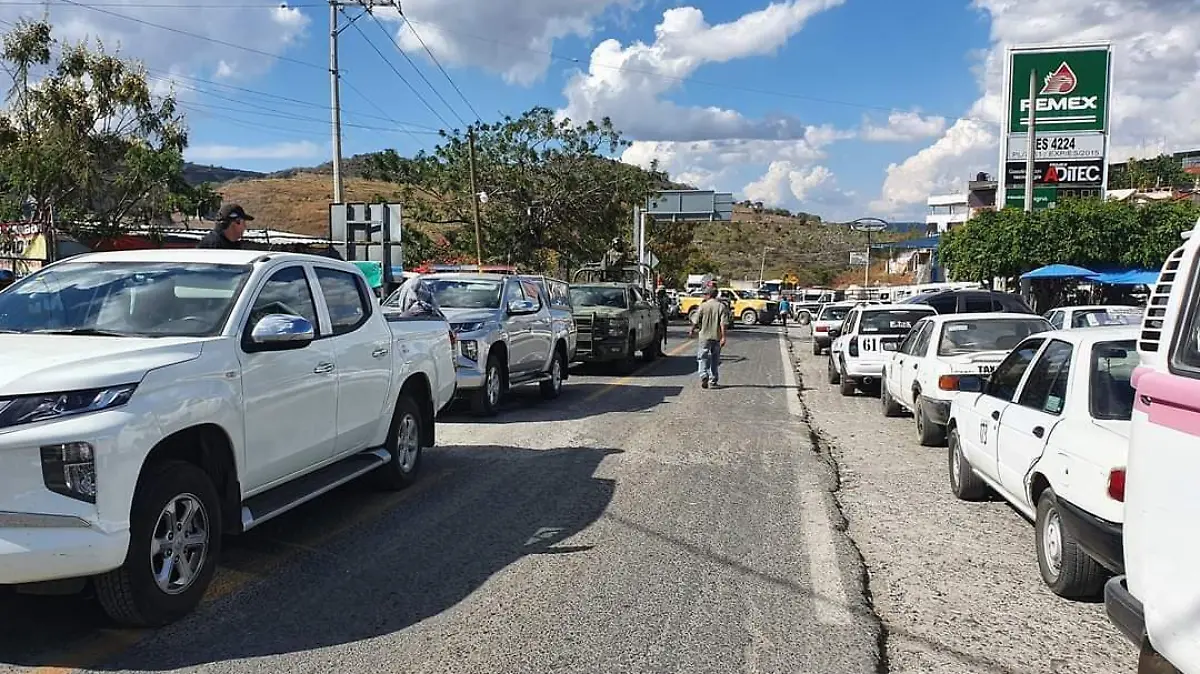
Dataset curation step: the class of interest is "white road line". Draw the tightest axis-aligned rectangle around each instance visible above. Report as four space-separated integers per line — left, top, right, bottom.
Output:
779 327 853 626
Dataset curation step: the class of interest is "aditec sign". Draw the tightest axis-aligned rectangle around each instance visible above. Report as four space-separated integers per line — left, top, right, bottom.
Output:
999 42 1112 208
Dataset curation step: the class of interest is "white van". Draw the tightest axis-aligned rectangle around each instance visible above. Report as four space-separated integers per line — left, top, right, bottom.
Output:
1105 216 1200 674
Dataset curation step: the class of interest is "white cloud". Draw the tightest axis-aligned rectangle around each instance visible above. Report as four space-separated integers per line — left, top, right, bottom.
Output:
186 140 323 162
861 111 947 142
0 2 311 83
378 0 637 86
560 0 846 141
872 0 1200 215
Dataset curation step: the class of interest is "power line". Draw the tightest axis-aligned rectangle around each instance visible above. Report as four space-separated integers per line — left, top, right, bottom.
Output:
396 9 481 122
0 1 325 6
181 98 439 134
358 8 466 127
57 0 327 71
343 11 453 130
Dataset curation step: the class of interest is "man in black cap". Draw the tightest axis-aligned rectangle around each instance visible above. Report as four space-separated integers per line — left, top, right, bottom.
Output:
198 203 253 249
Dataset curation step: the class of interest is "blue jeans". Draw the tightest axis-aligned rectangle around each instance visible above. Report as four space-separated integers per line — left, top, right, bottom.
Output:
697 339 721 383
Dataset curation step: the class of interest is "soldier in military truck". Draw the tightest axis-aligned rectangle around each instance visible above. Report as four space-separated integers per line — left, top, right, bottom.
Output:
569 281 665 374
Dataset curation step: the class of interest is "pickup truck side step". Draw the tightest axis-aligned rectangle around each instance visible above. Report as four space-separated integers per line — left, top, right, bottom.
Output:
508 371 552 386
240 448 391 532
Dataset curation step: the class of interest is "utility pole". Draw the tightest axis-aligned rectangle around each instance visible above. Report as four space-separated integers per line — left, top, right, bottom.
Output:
1023 68 1038 213
468 126 482 266
864 229 872 286
759 246 772 285
329 0 344 204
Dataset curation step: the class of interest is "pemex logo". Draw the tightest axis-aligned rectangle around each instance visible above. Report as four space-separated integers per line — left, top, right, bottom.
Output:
1040 62 1078 95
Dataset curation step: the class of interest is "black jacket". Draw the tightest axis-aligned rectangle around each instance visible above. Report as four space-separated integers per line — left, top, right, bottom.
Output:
197 226 242 249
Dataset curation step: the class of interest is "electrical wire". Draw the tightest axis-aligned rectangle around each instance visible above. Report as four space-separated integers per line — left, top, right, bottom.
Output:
359 9 467 127
396 8 481 122
343 13 454 130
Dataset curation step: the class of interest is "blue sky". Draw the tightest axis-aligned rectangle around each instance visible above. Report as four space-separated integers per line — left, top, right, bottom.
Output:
3 0 1196 220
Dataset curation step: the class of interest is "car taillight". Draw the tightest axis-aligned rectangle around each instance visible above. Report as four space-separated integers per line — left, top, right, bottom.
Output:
938 375 959 391
1107 468 1126 502
815 325 828 332
848 337 858 356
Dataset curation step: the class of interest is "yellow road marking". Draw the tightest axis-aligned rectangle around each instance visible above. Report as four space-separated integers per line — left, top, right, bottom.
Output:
583 338 695 403
31 467 454 673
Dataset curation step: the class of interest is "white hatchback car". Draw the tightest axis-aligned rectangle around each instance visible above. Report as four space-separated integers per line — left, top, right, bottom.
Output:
881 313 1052 446
945 326 1139 599
828 303 937 396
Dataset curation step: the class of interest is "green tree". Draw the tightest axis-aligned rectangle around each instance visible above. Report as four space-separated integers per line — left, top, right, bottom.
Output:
938 198 1199 284
362 107 658 272
1108 154 1192 190
0 19 188 237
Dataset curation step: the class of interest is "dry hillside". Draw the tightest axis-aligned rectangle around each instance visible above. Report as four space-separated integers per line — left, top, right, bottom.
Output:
215 173 405 238
214 175 914 287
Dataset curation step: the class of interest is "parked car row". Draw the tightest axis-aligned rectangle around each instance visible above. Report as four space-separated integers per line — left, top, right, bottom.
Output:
812 221 1200 674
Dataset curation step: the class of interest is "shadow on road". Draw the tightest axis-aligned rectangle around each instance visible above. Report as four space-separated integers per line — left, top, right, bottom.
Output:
0 445 621 670
442 378 686 424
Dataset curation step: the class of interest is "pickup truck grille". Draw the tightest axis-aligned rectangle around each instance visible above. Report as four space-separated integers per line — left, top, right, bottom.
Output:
576 314 595 355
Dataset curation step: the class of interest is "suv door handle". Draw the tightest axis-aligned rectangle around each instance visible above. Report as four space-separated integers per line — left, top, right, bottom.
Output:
313 362 335 374
991 410 1000 421
1032 426 1045 438
372 347 389 358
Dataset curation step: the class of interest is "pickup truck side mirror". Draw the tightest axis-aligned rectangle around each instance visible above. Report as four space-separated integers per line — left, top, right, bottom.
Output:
246 313 315 352
507 299 538 315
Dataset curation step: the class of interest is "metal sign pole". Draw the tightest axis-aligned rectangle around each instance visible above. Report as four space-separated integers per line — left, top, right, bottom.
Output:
1023 68 1038 212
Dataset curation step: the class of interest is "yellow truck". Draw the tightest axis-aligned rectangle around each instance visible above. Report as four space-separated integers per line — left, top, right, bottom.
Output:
679 287 779 326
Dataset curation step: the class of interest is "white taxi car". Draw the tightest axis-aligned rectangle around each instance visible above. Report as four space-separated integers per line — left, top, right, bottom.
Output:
1044 304 1143 330
945 325 1139 599
828 303 936 396
881 313 1052 446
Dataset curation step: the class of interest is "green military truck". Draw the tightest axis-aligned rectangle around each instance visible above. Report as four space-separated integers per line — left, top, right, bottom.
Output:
569 263 665 373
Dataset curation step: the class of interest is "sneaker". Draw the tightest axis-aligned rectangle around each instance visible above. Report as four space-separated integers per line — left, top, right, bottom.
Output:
710 382 721 390
700 377 709 389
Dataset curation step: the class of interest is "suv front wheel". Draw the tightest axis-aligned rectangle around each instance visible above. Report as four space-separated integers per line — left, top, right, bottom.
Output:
95 460 223 627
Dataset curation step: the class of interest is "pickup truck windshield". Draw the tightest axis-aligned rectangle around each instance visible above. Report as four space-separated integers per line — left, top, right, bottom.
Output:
938 318 1051 356
0 261 251 337
570 287 627 308
860 310 931 334
426 279 502 309
1090 339 1138 420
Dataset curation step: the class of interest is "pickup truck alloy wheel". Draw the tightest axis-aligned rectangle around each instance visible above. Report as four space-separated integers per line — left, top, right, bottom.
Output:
151 494 210 595
373 393 425 489
94 460 223 627
540 351 564 399
470 356 503 416
486 364 502 407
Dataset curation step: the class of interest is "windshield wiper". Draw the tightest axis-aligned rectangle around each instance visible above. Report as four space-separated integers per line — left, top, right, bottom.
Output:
31 328 131 337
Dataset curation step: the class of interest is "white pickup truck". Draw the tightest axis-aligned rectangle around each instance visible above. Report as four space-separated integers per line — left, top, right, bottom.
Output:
0 250 456 627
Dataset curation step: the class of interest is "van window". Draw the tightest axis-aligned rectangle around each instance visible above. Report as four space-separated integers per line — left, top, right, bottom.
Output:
1017 339 1073 415
1170 271 1200 373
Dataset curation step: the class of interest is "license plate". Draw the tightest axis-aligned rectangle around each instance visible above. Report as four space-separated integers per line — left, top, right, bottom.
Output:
882 342 898 351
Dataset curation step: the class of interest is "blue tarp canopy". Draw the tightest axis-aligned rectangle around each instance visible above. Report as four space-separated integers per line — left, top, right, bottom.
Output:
1091 268 1160 286
873 235 940 250
1021 264 1100 280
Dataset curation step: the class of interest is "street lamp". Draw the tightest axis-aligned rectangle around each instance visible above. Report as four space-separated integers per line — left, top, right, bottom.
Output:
849 218 889 286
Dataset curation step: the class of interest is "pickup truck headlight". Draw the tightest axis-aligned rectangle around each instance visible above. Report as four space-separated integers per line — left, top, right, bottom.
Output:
0 384 137 430
452 321 486 333
604 319 628 336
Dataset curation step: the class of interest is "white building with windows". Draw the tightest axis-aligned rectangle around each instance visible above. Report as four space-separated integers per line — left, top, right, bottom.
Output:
925 193 970 235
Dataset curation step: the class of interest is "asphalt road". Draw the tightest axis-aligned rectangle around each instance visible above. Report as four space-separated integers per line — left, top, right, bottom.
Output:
787 325 1136 674
0 323 881 674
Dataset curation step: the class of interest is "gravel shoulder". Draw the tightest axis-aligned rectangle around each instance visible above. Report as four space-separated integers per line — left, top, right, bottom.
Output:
786 326 1135 674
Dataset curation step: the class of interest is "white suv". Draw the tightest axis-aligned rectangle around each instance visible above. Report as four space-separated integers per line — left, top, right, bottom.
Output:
0 250 456 626
828 304 936 396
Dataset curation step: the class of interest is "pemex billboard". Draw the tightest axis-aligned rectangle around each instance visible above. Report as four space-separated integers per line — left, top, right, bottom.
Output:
999 43 1112 209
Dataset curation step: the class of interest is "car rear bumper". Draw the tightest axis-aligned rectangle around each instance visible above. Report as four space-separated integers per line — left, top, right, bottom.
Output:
919 396 953 426
1057 497 1124 574
0 518 128 585
1105 576 1144 646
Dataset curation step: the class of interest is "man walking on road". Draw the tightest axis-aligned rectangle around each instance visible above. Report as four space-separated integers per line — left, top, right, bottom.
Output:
689 285 729 389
